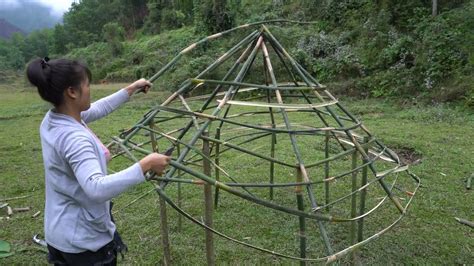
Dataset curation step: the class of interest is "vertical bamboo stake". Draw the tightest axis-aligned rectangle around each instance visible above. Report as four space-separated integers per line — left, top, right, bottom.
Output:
177 143 182 232
265 72 276 200
296 167 306 266
350 151 359 264
324 131 330 211
358 137 369 242
150 117 171 265
270 131 276 200
159 197 172 266
202 131 215 266
214 127 221 208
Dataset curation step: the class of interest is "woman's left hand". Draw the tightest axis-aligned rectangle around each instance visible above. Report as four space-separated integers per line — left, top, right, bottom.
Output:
125 78 152 96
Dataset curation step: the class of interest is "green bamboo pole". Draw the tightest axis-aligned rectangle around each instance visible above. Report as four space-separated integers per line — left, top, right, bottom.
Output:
296 168 307 265
261 40 333 255
202 131 215 266
350 151 359 264
149 118 171 265
324 131 330 211
177 143 182 231
214 127 221 208
358 137 369 242
159 196 171 266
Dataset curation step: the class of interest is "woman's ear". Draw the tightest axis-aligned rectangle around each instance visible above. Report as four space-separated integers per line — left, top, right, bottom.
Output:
64 86 79 100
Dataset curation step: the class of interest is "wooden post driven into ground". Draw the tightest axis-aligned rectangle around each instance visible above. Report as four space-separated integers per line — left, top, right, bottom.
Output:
203 131 215 266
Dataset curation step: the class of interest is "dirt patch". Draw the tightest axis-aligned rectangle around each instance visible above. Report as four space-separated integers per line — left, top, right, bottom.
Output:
393 146 423 165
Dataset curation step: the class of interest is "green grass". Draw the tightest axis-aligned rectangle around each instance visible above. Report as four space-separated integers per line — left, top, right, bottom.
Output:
0 83 473 264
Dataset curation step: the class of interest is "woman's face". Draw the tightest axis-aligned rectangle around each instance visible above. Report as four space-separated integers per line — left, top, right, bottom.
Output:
78 78 91 111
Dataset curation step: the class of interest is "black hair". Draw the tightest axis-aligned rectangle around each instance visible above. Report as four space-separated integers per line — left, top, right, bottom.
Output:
26 57 92 106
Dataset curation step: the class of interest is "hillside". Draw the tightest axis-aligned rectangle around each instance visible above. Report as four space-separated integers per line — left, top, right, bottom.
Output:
0 18 24 39
1 0 473 106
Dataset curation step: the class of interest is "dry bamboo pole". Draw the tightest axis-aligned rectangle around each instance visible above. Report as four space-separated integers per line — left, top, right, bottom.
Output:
191 79 319 91
202 131 215 266
261 40 333 255
350 151 359 264
263 25 404 214
358 137 370 242
324 131 330 211
263 57 277 200
150 117 171 265
296 168 306 265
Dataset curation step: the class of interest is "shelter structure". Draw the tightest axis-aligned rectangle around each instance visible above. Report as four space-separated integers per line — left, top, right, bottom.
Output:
107 21 420 264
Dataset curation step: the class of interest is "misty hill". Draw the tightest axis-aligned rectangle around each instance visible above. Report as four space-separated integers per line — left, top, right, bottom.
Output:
0 18 25 39
0 1 62 33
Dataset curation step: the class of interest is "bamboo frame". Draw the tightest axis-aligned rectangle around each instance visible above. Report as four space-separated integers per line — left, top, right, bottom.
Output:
106 22 420 264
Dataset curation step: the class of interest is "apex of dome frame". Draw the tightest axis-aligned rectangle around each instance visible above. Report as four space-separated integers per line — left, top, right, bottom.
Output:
108 21 421 264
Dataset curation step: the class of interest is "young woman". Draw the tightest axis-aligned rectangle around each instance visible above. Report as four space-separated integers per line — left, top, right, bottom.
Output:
27 57 170 265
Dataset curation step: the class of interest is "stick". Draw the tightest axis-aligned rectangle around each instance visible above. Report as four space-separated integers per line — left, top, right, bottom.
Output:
454 217 474 228
0 195 31 202
466 174 472 190
13 207 30 212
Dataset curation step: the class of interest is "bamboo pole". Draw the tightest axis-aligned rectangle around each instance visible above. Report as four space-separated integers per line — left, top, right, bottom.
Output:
202 131 215 266
358 137 369 242
296 167 306 265
177 143 182 231
150 117 171 265
214 127 221 208
324 131 330 211
159 196 172 266
350 151 359 264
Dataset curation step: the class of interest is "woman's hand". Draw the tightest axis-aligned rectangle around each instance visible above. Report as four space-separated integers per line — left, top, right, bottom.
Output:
139 153 171 177
125 78 152 96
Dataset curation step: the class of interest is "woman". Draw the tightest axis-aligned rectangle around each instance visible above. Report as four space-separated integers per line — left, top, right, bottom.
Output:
27 57 170 265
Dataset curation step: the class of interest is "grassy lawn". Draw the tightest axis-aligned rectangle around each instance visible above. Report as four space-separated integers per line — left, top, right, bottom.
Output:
0 82 473 264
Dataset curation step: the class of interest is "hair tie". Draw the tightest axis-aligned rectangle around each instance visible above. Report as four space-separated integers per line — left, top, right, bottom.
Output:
41 57 50 68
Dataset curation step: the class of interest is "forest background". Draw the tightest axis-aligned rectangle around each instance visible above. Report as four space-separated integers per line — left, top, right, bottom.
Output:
0 0 473 105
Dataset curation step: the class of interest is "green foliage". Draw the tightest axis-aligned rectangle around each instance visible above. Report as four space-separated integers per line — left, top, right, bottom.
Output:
0 0 472 105
102 22 125 56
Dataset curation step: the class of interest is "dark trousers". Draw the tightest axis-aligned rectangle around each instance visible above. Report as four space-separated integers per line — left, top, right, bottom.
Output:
47 241 117 266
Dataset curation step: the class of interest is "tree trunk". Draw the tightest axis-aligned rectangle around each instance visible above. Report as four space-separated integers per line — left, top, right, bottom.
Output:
432 0 438 16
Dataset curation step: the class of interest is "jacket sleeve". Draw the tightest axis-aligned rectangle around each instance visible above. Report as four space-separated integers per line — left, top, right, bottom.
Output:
62 131 145 203
81 88 129 124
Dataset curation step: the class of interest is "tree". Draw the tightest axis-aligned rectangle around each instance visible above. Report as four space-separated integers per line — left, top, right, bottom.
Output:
102 22 125 56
